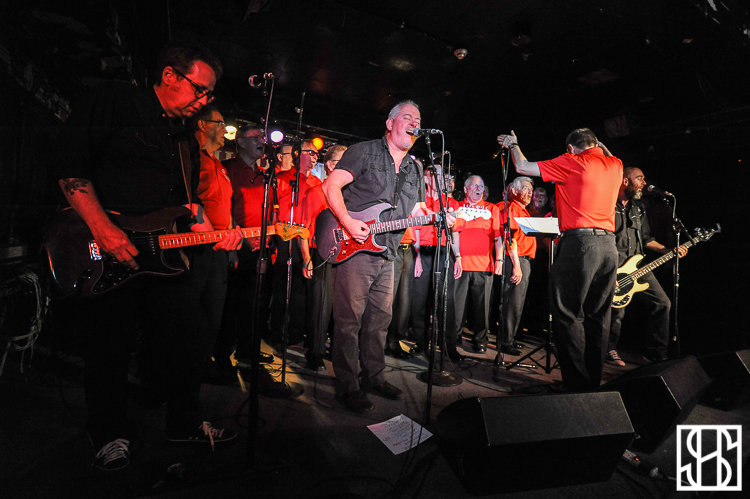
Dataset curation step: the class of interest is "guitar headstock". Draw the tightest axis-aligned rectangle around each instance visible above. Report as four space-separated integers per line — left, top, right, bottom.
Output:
693 224 721 242
456 206 491 221
275 222 310 241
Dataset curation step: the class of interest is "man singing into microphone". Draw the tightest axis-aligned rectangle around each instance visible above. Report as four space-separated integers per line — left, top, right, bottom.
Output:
497 128 622 392
322 101 451 412
606 167 687 366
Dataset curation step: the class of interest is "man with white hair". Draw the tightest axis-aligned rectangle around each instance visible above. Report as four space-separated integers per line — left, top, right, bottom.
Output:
496 176 537 356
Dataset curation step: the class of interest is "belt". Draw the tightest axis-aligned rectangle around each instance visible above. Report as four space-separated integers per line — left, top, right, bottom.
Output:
562 228 613 237
398 243 412 250
519 255 533 261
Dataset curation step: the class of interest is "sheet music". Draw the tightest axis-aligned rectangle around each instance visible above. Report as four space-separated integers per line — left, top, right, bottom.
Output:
367 414 432 455
514 217 560 237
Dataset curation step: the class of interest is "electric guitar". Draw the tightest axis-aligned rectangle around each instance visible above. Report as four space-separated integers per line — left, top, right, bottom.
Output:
314 203 489 263
44 206 308 298
612 225 720 308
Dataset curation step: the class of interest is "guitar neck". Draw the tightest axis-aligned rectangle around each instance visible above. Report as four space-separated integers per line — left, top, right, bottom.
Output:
159 226 270 249
627 236 699 280
368 215 436 235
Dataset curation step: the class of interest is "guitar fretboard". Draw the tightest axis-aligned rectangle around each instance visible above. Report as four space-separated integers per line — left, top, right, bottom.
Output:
369 215 436 235
158 227 275 249
618 237 699 284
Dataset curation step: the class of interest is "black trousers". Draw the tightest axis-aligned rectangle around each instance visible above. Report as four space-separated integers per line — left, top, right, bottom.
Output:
386 244 415 350
608 271 670 359
550 232 617 391
454 270 493 348
411 246 457 350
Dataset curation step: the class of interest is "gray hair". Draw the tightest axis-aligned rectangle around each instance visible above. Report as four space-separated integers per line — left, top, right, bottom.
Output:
509 176 534 191
463 175 484 190
388 100 420 120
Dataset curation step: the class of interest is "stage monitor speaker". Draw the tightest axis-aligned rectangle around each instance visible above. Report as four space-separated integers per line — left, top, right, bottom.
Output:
697 349 750 411
599 355 710 453
437 392 634 495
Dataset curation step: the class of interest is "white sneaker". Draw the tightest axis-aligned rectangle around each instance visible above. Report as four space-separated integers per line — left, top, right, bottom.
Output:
93 439 130 471
606 350 626 367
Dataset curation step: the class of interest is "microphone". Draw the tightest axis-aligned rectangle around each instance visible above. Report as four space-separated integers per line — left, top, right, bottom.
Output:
646 185 674 197
408 128 441 137
491 145 504 159
248 73 274 88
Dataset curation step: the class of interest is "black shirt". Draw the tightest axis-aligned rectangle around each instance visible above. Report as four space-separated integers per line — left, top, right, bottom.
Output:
614 199 656 266
337 136 425 259
55 81 201 215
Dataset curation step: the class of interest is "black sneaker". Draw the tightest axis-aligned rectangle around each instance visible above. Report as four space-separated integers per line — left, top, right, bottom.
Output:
166 422 238 446
364 381 403 400
306 354 326 371
335 390 375 413
93 439 130 471
500 344 522 356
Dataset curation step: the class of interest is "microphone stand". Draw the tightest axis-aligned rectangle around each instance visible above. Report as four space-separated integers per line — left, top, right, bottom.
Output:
262 90 306 399
669 196 685 358
246 139 278 464
418 135 461 423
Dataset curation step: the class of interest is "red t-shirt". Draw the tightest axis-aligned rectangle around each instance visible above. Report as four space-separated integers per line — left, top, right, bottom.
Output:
225 155 268 250
537 147 622 232
197 150 233 230
300 182 329 248
277 170 322 224
496 199 537 258
418 195 459 247
453 200 501 272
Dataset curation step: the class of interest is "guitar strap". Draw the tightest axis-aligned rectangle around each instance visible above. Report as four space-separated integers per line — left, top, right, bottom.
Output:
177 140 194 210
177 139 195 269
392 165 408 210
633 203 645 255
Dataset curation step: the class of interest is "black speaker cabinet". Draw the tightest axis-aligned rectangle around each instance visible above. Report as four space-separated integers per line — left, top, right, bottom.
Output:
599 355 711 453
697 349 750 410
437 392 634 495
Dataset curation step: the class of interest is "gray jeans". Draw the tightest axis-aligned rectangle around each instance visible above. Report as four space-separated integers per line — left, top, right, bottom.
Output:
332 253 394 394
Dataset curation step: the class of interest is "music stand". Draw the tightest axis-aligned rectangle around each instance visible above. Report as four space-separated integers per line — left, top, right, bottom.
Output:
505 216 560 374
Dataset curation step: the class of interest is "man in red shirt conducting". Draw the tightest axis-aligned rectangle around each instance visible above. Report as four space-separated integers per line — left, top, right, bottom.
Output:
497 128 622 391
496 176 537 357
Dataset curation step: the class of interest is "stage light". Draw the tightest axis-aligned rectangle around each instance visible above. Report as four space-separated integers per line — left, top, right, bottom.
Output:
270 130 285 143
311 137 325 150
224 125 237 141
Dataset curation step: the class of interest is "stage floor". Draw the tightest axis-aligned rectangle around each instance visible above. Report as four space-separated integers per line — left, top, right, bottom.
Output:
2 331 748 498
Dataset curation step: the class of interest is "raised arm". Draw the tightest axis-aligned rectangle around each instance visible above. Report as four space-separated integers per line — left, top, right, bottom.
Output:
497 130 541 177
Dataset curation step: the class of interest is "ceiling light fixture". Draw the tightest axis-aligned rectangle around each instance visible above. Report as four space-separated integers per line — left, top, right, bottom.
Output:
454 48 468 60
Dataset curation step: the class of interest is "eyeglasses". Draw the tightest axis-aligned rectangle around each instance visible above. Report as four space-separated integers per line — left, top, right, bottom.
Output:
301 150 319 158
519 186 533 194
172 67 215 103
240 135 266 143
203 119 226 128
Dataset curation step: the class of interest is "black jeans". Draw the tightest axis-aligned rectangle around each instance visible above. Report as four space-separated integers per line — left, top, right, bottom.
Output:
550 232 617 391
608 271 670 358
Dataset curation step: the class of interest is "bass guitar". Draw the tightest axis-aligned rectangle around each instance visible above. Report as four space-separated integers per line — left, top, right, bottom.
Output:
612 225 720 308
44 206 308 298
314 203 489 263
